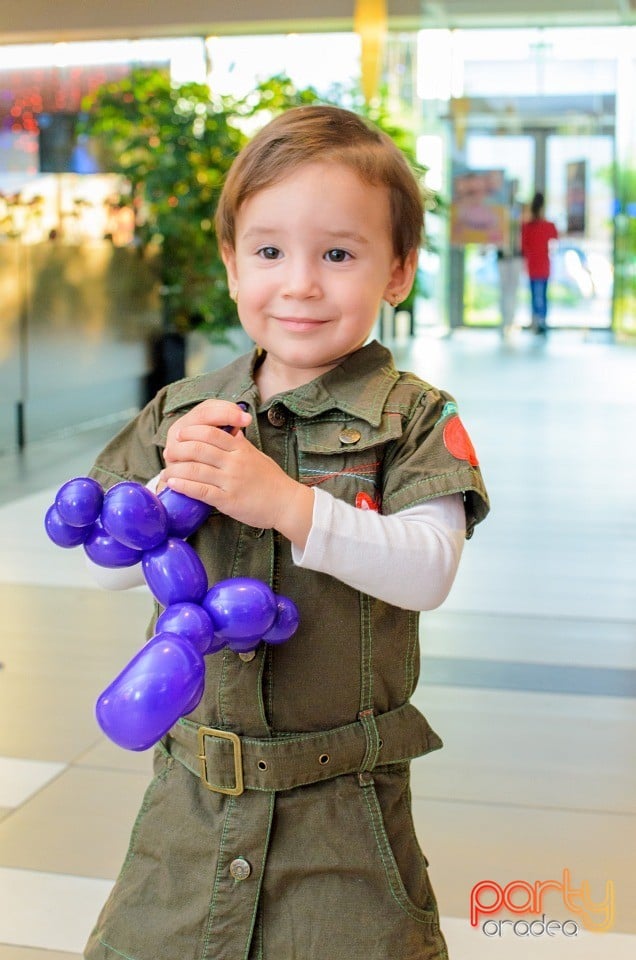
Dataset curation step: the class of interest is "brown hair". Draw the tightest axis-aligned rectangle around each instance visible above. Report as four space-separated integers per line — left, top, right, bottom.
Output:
215 105 423 263
530 191 545 219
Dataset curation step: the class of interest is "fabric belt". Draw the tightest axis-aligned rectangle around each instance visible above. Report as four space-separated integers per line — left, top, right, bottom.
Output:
164 702 443 795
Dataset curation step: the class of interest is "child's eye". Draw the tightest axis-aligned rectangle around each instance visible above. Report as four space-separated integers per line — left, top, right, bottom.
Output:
257 246 281 260
324 248 350 263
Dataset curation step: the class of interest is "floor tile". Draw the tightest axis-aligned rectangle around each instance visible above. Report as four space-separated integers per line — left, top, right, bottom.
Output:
0 487 152 591
0 757 65 808
0 671 106 764
76 737 154 775
445 546 636 622
0 582 152 763
0 766 151 879
0 946 81 960
0 490 96 589
422 656 636 698
0 867 112 954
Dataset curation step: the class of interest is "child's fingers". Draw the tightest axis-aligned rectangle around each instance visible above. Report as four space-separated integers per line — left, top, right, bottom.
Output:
172 399 251 433
163 426 238 466
162 445 227 484
162 466 224 508
175 425 236 451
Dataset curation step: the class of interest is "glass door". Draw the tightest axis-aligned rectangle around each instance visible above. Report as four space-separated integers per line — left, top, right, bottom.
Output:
459 131 614 330
544 134 614 330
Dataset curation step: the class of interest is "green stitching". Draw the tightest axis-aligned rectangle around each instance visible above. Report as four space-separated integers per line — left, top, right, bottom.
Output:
256 645 271 733
97 936 140 960
404 610 419 702
218 647 230 728
359 593 373 713
383 471 485 513
200 795 236 956
385 467 480 500
361 785 439 925
242 792 275 960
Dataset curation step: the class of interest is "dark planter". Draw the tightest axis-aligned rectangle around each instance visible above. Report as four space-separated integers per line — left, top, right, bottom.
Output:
144 330 186 404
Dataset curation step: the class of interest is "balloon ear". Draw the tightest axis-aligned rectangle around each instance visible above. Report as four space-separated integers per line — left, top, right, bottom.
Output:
55 477 103 527
101 482 168 551
45 504 93 548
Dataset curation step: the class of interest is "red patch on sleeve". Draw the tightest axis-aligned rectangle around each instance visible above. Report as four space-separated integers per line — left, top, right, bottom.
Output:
443 416 479 466
355 492 381 512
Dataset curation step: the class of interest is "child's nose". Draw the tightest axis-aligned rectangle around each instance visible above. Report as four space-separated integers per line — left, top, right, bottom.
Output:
281 257 321 299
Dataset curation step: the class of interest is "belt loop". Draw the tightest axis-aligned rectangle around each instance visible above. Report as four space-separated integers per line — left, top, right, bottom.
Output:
357 708 381 783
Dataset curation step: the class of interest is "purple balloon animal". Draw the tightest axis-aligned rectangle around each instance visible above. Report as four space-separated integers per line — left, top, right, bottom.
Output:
45 462 299 751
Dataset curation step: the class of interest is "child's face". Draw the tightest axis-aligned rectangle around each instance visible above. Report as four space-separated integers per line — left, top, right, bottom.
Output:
222 162 416 394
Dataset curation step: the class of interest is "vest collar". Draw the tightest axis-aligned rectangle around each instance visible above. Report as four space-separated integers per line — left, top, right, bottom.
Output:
165 340 400 428
237 340 400 428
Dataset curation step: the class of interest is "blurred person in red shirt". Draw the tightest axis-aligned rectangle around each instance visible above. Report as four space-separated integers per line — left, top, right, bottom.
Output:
521 192 558 334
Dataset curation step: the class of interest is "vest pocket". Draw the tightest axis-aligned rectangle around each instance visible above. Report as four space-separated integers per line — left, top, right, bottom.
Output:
295 416 401 502
358 768 441 926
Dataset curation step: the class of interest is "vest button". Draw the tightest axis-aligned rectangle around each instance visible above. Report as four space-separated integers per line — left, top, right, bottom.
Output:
230 857 252 880
339 428 361 445
267 405 287 427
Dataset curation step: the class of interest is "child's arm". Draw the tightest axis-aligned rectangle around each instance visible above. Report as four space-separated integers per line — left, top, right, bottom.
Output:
292 488 465 611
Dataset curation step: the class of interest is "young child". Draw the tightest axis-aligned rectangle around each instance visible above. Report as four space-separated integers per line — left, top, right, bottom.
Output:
85 105 489 960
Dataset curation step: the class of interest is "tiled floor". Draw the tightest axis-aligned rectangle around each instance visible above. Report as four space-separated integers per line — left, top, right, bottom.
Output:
0 326 634 958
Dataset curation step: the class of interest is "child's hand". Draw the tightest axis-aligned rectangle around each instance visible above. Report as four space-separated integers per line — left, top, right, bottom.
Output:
161 400 313 547
157 399 248 495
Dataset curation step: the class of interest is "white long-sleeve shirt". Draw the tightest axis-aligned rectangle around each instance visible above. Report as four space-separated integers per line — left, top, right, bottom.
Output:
86 483 465 612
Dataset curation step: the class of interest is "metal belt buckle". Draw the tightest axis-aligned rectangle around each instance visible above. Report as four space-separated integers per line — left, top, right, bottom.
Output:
197 727 244 796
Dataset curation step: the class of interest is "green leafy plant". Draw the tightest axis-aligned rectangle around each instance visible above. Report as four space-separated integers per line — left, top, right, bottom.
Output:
597 161 635 334
613 165 636 334
82 68 248 337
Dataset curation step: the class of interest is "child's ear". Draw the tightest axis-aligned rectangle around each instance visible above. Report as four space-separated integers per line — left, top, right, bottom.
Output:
221 244 238 293
384 249 418 304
